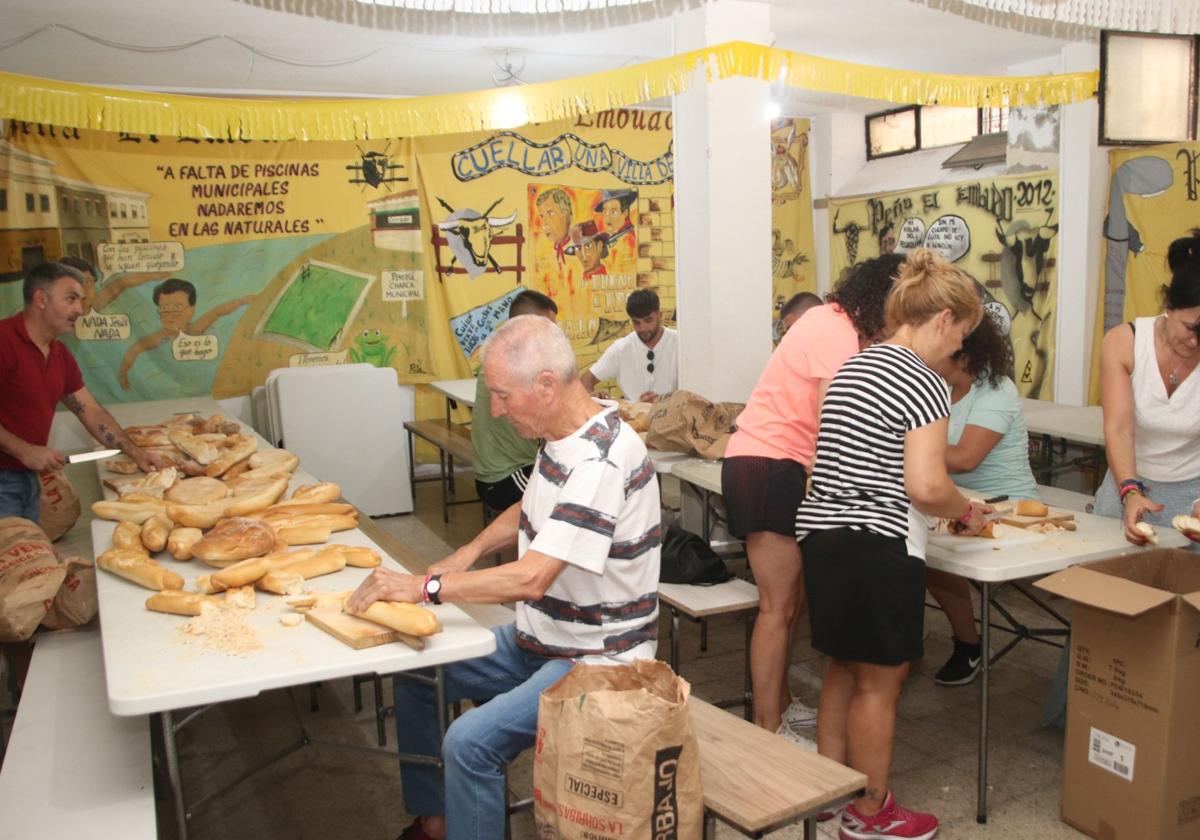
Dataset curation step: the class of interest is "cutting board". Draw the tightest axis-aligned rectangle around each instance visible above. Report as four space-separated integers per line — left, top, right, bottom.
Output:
996 507 1077 530
928 522 1047 553
305 607 425 650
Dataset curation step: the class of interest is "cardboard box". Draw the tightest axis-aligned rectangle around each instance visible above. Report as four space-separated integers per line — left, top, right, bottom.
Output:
1035 550 1200 840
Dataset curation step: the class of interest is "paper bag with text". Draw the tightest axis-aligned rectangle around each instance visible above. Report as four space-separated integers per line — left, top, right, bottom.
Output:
41 555 98 631
0 518 68 642
644 390 743 460
533 659 702 840
38 468 81 542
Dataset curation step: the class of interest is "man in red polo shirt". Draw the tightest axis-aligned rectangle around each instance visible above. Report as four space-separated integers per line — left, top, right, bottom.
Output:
0 262 164 521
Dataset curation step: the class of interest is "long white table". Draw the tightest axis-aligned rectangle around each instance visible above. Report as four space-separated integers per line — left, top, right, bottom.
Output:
1020 398 1106 489
93 398 496 839
430 377 476 415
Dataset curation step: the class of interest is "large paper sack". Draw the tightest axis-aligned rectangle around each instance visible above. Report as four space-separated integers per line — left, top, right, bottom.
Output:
0 518 67 642
534 659 702 840
38 468 81 541
644 390 743 460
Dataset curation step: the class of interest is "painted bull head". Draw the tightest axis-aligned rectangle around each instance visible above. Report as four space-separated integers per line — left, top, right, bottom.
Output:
436 197 517 279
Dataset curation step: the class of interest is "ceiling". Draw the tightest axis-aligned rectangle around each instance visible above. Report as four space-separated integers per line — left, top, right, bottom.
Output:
0 0 1082 116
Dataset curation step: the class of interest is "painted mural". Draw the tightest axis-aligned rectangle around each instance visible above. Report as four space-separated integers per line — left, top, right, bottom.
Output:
829 172 1060 399
770 118 816 335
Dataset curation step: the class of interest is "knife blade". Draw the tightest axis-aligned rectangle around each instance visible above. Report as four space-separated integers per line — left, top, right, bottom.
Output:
66 448 123 464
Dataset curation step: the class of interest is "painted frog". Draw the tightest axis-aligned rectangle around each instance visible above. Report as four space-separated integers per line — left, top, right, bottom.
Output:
349 327 397 368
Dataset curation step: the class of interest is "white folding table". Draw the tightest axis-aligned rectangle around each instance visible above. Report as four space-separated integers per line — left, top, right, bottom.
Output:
93 398 496 840
1020 398 1106 489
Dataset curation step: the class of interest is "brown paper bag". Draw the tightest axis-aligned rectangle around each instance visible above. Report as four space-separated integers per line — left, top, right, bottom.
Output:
42 555 98 631
0 517 68 642
533 660 702 840
644 390 744 460
38 468 81 542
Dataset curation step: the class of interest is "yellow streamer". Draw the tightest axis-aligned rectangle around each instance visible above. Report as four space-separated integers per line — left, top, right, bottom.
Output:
0 41 1097 141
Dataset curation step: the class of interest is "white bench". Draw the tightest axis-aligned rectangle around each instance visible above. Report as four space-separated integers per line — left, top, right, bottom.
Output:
0 628 154 840
659 578 759 719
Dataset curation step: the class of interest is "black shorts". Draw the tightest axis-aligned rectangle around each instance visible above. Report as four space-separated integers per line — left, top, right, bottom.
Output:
474 465 532 512
720 456 807 539
801 527 925 666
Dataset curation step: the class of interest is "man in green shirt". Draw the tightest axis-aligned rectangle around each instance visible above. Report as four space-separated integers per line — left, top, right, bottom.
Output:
472 290 558 511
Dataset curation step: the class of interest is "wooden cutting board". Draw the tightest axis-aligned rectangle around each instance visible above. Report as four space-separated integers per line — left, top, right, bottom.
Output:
996 507 1077 530
305 607 425 650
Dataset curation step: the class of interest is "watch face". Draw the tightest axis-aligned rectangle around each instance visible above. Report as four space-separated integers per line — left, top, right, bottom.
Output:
427 579 441 594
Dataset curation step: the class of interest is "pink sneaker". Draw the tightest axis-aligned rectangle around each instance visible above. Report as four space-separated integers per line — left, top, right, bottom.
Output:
839 791 938 840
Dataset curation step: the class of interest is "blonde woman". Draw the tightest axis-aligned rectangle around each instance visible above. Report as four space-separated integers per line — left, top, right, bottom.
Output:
795 249 987 840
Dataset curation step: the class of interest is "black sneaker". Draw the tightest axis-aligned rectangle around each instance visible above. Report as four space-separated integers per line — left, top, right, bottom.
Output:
935 638 982 686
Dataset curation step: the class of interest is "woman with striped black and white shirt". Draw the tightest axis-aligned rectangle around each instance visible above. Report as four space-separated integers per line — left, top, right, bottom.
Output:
795 249 989 840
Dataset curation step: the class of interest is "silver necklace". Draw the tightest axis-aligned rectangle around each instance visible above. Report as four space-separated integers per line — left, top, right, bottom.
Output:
1160 316 1183 387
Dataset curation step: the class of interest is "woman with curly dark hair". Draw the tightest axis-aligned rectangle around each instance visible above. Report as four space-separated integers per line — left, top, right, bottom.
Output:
720 253 903 744
926 311 1039 686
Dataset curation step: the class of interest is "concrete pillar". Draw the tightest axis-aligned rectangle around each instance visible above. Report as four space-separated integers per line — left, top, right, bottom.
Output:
1054 42 1107 405
671 0 773 402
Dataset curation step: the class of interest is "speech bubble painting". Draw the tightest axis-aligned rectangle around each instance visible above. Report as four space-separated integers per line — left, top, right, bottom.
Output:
75 310 132 341
171 332 219 361
923 215 971 262
97 241 186 275
896 218 927 251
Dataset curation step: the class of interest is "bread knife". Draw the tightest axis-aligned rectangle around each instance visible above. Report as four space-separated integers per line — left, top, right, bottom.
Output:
66 448 123 464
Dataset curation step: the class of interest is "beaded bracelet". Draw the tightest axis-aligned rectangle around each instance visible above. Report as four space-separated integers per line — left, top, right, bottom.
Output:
1119 478 1149 503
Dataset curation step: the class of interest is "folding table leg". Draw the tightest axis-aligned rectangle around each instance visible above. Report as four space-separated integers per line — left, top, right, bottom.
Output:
977 581 991 823
160 709 189 840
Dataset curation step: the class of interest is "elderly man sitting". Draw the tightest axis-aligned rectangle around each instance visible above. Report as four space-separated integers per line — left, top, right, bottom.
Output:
348 315 662 840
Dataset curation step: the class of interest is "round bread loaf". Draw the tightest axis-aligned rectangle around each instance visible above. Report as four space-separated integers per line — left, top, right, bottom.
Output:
192 517 277 567
166 476 231 505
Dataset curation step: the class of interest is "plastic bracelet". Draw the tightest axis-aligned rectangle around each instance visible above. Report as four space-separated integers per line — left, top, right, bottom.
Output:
1120 488 1142 504
420 573 432 604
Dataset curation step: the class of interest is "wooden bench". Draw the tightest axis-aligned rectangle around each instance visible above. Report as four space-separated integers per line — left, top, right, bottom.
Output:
659 578 759 719
0 628 155 840
690 698 866 839
404 419 480 522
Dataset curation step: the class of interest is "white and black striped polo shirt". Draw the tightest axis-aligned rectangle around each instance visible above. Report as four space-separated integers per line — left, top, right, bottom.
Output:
795 343 949 550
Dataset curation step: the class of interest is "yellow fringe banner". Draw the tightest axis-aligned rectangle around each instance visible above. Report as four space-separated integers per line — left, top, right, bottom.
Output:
0 41 1097 141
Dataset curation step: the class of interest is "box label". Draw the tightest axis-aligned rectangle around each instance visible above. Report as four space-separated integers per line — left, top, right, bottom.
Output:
1089 726 1135 781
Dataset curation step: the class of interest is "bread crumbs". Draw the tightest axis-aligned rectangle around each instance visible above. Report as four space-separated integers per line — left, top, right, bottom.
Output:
175 602 263 654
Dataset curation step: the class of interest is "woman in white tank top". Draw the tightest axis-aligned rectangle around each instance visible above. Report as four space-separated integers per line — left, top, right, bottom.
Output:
1098 230 1200 545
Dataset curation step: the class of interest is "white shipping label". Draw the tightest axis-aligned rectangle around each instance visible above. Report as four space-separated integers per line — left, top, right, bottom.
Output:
1088 726 1135 782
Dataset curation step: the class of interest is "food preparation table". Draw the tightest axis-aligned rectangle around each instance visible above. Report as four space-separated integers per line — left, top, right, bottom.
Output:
92 398 496 840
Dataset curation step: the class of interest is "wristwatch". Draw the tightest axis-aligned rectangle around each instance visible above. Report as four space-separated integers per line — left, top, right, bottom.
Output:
425 574 443 605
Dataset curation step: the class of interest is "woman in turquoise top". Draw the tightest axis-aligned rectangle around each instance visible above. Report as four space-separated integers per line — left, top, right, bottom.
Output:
928 313 1039 685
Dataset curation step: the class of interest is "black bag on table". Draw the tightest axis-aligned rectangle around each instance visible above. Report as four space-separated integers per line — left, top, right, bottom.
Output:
659 526 733 585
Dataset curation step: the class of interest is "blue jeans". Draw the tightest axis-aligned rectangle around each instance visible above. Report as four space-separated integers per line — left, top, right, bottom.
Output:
395 623 574 840
0 470 40 521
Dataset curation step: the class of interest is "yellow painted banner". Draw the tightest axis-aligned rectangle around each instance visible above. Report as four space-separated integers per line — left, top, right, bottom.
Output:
770 118 816 333
1087 144 1193 404
0 111 674 405
828 172 1059 398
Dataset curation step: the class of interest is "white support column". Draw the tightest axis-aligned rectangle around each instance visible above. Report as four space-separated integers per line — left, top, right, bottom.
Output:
1055 43 1107 405
671 0 773 402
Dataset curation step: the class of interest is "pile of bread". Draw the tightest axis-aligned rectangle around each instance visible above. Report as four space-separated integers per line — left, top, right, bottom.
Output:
90 413 438 639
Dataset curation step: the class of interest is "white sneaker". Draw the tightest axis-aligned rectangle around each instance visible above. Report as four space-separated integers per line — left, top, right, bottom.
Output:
775 723 817 751
782 696 818 729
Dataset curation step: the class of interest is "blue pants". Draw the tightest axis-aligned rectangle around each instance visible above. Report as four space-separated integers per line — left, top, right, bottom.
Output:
0 470 40 521
395 623 574 840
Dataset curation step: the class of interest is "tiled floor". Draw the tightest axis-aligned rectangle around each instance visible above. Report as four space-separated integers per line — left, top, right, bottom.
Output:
0 472 1090 840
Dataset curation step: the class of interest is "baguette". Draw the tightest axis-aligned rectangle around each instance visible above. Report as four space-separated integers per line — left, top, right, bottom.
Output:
192 517 277 567
146 590 212 616
112 520 148 552
277 547 347 579
166 498 232 529
204 435 257 478
222 458 253 481
165 476 229 505
166 527 204 561
256 570 305 595
275 525 333 546
103 455 142 475
141 512 173 553
341 546 381 568
1172 515 1200 538
247 448 300 474
212 556 270 589
261 548 315 568
276 482 342 506
168 429 221 465
262 513 357 532
224 476 290 516
1015 499 1049 517
92 496 167 524
1134 522 1159 545
352 601 441 637
104 467 178 499
251 502 356 519
98 548 184 591
978 521 995 539
194 575 225 595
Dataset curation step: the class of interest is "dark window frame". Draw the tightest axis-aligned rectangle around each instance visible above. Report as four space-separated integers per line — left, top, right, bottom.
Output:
866 104 1007 160
1099 29 1199 146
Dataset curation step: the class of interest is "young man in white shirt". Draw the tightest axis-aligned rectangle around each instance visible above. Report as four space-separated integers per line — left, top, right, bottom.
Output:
581 288 678 402
348 315 661 840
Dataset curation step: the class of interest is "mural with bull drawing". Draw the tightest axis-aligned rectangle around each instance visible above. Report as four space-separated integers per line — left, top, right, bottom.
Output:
828 172 1060 399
